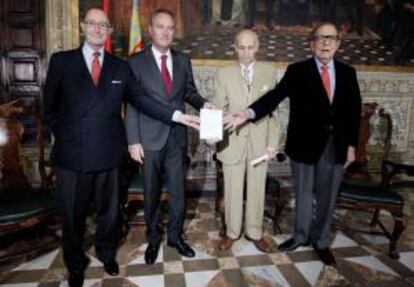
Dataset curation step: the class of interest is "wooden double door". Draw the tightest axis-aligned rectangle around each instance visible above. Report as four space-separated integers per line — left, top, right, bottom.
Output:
0 0 46 143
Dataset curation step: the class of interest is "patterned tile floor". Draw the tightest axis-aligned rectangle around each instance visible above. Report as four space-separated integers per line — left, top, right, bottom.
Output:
1 177 414 286
168 24 414 67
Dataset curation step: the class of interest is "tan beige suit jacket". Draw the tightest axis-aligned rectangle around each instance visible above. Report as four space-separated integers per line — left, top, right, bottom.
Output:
214 62 281 165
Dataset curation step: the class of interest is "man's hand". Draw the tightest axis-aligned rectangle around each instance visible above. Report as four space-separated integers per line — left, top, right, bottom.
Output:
203 102 217 109
177 114 200 130
129 143 144 164
224 110 250 131
344 146 356 169
265 147 277 160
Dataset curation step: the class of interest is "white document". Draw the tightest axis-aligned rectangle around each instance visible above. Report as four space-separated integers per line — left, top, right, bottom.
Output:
250 154 270 166
200 108 223 140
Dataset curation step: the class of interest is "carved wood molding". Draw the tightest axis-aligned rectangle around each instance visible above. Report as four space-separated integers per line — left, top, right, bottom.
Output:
45 0 79 60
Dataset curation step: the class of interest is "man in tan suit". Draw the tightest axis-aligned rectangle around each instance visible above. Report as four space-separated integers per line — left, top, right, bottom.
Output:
213 29 281 252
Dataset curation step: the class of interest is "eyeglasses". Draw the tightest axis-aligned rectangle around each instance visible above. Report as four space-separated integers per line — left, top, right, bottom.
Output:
312 34 339 42
83 20 111 30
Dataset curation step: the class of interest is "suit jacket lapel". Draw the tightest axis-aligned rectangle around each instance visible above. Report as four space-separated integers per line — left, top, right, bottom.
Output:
332 60 342 105
309 59 331 106
76 47 94 86
171 50 181 99
251 63 262 101
235 63 250 97
74 47 97 113
84 51 112 112
145 48 171 100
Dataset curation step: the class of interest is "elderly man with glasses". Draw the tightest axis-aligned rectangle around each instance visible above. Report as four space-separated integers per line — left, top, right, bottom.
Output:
226 22 362 266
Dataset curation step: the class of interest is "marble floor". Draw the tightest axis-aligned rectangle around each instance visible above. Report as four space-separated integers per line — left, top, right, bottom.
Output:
1 178 414 287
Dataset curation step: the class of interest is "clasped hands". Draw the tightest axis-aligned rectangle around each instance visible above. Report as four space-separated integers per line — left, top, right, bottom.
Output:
206 109 278 162
174 102 217 130
177 104 250 133
177 107 252 144
205 109 251 145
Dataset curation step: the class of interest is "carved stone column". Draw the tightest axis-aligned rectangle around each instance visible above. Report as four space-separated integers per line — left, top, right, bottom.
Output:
45 0 79 59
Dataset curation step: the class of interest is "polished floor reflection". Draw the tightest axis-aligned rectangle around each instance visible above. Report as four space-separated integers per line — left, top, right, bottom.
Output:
1 177 414 286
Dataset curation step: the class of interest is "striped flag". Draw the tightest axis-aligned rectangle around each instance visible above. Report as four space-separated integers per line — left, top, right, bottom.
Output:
102 0 112 52
129 0 144 55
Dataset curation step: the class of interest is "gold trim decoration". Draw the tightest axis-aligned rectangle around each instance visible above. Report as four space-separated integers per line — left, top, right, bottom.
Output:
71 0 79 48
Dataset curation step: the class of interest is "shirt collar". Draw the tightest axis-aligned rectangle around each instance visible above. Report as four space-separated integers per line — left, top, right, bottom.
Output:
82 43 104 61
240 61 255 72
314 57 334 72
151 46 171 60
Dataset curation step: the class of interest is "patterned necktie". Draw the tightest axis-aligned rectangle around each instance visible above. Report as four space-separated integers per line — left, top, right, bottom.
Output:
321 64 331 101
243 67 251 92
91 52 101 86
161 55 172 96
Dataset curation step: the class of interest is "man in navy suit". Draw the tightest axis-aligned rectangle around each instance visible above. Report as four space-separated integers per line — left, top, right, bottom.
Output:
43 7 199 287
125 9 214 265
226 22 361 266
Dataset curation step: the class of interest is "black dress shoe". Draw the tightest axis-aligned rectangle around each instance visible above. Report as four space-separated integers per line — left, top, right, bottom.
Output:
167 238 195 258
278 238 310 252
68 270 84 287
145 243 161 265
103 258 119 276
314 247 336 266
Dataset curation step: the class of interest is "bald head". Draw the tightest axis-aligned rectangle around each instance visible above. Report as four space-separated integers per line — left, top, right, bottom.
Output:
234 29 259 65
235 29 259 48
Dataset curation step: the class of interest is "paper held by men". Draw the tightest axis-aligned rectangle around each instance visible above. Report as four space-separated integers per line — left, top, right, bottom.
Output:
200 108 223 140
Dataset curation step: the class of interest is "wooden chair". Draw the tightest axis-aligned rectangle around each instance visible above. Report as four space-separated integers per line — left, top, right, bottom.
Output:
337 103 405 259
0 100 59 264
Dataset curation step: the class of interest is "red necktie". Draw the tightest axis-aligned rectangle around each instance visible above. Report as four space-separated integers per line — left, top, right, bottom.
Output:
91 52 101 86
161 55 172 96
321 64 331 101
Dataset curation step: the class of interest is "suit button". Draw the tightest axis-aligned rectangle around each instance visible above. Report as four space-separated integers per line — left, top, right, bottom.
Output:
326 125 333 132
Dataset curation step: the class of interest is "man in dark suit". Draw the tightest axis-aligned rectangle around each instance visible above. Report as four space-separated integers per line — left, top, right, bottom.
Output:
226 22 361 266
43 7 199 287
125 9 213 265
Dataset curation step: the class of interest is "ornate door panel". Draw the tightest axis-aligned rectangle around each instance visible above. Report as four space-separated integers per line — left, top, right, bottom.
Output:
0 0 46 143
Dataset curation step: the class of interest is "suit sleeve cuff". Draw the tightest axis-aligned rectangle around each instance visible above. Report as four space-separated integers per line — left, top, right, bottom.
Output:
248 109 256 120
172 110 183 122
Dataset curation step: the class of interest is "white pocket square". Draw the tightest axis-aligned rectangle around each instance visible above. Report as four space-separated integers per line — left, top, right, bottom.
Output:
111 80 122 84
260 85 268 92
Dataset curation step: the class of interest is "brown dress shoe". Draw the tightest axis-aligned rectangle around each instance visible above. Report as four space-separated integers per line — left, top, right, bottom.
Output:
246 236 272 253
219 236 235 251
